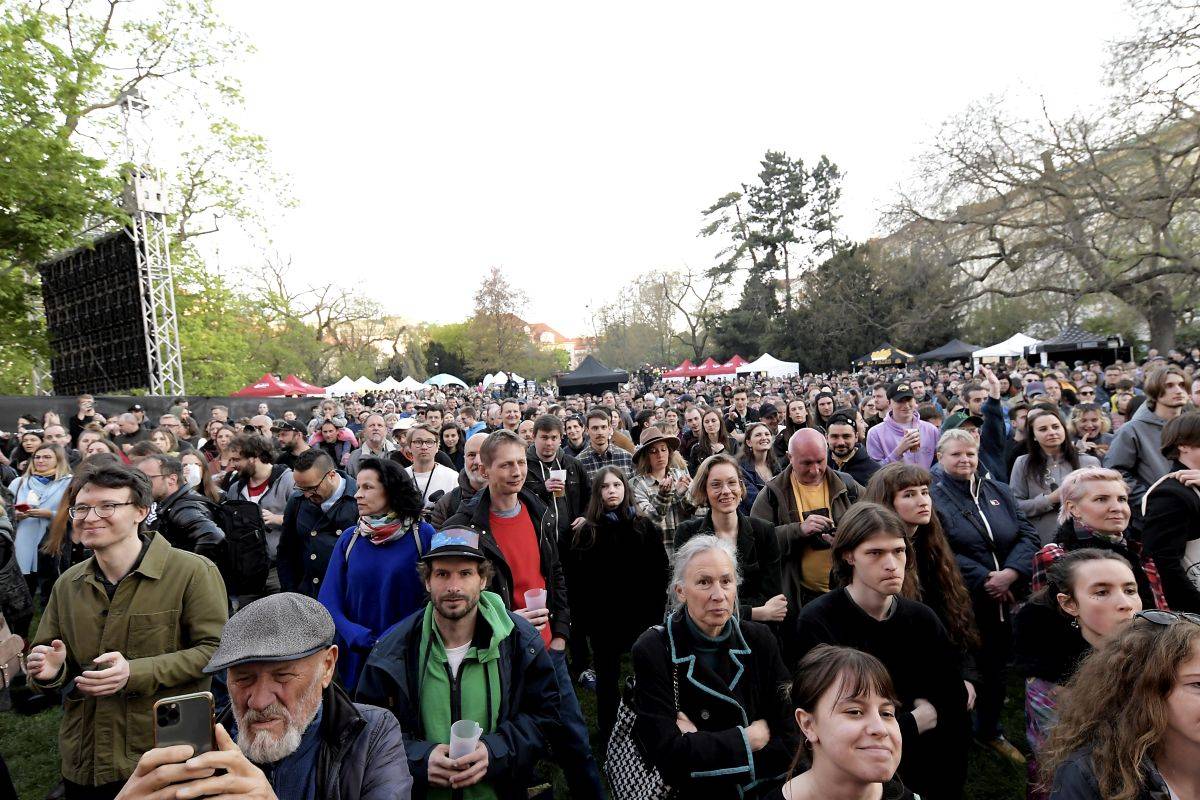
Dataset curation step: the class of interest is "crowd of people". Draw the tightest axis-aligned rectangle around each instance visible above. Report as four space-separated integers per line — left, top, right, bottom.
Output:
3 347 1200 800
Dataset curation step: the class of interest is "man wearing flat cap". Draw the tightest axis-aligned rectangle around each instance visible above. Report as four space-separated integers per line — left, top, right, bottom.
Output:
117 592 412 800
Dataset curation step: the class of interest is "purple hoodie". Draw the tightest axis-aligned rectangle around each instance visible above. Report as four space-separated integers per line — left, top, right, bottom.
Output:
866 411 938 468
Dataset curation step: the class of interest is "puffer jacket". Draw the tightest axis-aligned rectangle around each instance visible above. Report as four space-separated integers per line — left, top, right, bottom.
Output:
218 682 412 800
442 487 571 642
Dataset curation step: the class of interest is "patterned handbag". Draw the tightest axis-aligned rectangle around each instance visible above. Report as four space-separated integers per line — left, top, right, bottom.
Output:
604 665 677 800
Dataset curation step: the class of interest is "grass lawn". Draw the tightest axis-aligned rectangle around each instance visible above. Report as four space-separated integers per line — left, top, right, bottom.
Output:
3 647 1028 800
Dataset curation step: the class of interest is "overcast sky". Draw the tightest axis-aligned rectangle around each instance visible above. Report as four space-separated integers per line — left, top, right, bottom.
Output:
205 0 1132 337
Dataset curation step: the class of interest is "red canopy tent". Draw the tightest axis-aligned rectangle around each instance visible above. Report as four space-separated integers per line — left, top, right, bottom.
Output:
283 374 327 396
232 373 301 397
723 354 748 369
694 357 735 377
662 359 695 379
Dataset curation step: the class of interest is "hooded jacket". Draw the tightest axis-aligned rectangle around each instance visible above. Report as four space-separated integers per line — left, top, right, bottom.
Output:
1104 401 1172 507
225 463 295 560
355 593 558 800
442 488 571 642
217 682 412 800
865 412 938 468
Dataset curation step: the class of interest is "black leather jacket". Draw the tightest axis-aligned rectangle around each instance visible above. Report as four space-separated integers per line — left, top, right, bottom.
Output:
150 485 226 568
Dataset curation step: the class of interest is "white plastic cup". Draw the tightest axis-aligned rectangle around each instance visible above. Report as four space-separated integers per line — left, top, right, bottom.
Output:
449 719 482 760
523 588 548 611
549 469 567 497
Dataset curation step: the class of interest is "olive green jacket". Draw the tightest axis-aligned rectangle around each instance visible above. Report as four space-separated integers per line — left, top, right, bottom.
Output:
32 532 228 786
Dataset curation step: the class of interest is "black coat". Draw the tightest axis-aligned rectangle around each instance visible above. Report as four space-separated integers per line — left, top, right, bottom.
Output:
1141 461 1200 612
442 487 571 642
278 473 359 597
563 511 666 644
1049 746 1171 800
150 485 227 569
631 611 799 799
355 607 557 800
828 446 883 487
674 513 783 622
1054 519 1159 611
522 445 590 543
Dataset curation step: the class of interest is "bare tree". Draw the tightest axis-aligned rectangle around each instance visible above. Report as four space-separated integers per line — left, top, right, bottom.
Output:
664 267 720 360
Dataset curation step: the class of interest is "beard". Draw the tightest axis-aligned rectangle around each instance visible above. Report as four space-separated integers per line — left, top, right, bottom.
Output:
831 444 853 458
235 674 324 764
435 591 480 621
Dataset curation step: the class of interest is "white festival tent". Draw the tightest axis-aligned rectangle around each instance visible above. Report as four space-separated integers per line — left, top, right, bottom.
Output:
325 376 358 396
353 375 383 392
482 371 524 386
426 373 468 388
735 352 800 378
377 376 404 391
397 376 426 391
972 333 1041 361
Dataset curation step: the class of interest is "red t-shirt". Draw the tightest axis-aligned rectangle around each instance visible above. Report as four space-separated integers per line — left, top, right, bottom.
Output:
490 503 550 648
245 479 268 500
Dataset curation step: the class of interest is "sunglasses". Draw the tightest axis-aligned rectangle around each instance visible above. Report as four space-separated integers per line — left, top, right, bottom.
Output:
1136 610 1200 627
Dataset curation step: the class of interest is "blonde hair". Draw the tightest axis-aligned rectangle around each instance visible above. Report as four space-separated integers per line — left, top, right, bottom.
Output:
936 428 976 454
1058 466 1126 524
688 453 745 507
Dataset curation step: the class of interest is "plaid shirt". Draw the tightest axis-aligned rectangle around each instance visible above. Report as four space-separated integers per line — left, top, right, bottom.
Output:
577 443 634 481
630 468 697 547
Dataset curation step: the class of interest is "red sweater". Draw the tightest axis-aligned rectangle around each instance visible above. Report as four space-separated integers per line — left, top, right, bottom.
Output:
490 503 550 647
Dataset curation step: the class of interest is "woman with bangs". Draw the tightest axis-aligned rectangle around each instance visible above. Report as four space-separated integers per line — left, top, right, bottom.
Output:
794 502 968 799
765 644 918 800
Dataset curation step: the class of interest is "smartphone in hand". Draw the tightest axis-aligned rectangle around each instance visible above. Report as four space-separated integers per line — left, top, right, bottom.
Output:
153 692 215 755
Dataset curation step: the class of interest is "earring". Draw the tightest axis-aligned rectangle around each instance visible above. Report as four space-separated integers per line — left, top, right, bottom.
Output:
1070 618 1080 629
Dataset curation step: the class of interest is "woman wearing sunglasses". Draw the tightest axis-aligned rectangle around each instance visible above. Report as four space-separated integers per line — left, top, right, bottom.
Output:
1044 610 1200 799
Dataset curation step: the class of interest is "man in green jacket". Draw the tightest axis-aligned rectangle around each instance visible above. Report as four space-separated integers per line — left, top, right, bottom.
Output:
25 464 228 800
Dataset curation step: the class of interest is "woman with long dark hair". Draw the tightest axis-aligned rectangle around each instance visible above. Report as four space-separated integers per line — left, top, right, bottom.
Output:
562 466 666 737
737 422 779 513
773 399 810 463
318 457 434 691
765 645 918 800
687 408 730 475
439 421 465 471
1010 408 1100 545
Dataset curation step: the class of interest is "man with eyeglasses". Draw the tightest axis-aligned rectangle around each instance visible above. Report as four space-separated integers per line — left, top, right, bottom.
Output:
278 450 358 598
134 453 227 571
404 423 459 511
26 464 227 800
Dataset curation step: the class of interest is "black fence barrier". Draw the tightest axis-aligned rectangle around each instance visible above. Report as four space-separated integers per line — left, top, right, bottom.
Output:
0 395 331 433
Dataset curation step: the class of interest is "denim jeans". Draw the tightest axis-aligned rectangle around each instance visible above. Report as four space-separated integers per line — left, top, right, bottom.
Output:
548 647 607 800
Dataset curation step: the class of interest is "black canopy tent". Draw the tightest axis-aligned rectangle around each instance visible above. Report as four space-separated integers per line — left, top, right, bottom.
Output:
556 355 629 396
852 343 915 367
916 338 981 362
1024 325 1133 366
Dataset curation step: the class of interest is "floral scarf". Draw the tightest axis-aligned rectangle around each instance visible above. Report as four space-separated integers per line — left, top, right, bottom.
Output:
358 512 415 545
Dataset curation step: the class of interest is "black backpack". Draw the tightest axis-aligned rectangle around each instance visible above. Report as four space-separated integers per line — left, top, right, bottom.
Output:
206 498 271 595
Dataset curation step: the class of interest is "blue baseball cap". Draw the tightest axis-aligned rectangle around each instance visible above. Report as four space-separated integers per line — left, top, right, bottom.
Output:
422 528 486 562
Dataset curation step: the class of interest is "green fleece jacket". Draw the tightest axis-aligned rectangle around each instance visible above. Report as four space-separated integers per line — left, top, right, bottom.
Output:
418 591 513 800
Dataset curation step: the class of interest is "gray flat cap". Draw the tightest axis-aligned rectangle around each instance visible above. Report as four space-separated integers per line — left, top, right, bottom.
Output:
204 592 336 673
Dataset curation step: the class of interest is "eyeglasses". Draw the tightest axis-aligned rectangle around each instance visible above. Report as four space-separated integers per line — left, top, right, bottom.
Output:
1078 390 1096 396
69 502 137 520
294 470 333 495
410 438 438 448
1136 610 1200 627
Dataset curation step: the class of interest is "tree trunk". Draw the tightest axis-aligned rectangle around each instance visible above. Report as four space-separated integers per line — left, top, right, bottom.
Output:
1145 291 1177 352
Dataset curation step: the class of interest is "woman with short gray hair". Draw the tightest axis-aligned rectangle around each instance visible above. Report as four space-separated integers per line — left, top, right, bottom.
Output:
630 534 799 798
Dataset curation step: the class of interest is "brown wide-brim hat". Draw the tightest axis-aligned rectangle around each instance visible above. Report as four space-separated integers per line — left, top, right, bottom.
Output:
633 426 680 463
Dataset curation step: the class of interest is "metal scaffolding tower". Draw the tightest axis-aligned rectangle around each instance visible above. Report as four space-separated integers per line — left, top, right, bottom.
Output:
121 91 186 396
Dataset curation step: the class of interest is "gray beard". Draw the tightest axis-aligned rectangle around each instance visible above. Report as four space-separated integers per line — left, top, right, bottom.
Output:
235 675 323 764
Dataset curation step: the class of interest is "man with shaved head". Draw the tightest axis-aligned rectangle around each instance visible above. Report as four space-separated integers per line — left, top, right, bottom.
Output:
429 432 490 527
751 428 863 611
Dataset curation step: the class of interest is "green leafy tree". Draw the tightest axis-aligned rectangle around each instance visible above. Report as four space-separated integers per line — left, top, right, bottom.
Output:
466 266 530 376
710 266 779 359
425 322 472 381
